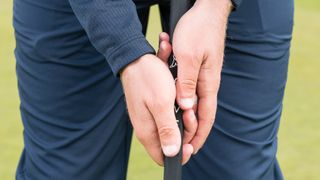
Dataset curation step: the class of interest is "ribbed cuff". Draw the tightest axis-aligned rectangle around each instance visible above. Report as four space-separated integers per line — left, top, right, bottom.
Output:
106 36 155 76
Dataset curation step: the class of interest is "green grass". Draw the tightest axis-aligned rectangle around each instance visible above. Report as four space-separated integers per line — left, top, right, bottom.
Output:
1 1 320 180
0 0 24 179
277 2 320 179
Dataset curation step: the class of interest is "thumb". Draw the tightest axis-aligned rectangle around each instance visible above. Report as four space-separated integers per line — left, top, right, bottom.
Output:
176 55 200 110
149 99 181 157
157 40 172 64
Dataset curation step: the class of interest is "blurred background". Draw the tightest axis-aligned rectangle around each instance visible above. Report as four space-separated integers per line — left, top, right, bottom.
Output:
1 0 319 179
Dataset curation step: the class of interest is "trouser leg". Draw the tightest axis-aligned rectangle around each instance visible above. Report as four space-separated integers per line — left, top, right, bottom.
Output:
182 0 294 179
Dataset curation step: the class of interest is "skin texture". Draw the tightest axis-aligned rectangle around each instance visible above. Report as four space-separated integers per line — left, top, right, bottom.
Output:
121 34 194 165
173 0 232 154
121 0 232 165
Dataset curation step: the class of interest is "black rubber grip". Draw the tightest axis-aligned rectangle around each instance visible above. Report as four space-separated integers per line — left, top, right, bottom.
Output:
164 0 194 180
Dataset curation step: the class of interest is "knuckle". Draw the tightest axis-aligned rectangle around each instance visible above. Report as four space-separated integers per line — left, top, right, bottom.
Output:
135 131 147 143
183 132 195 144
158 125 177 140
184 127 196 136
155 160 164 166
179 78 197 91
151 96 173 111
199 77 221 95
200 116 215 127
175 49 202 63
196 133 208 145
135 130 155 145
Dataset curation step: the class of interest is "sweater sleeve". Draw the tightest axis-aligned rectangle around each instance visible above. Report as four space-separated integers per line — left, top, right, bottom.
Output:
231 0 242 9
68 0 155 75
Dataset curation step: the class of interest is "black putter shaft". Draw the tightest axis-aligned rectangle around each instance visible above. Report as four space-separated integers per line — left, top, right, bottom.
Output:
164 0 193 180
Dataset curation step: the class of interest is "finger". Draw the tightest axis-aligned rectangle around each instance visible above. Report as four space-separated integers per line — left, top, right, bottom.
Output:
182 109 198 144
130 103 164 165
190 64 220 154
159 32 170 45
148 97 181 157
175 55 201 110
192 95 198 113
190 97 217 154
157 41 172 64
135 127 164 166
124 82 165 165
182 143 193 165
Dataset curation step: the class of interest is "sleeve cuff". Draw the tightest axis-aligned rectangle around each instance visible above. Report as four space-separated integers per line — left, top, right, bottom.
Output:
231 0 242 9
106 36 155 76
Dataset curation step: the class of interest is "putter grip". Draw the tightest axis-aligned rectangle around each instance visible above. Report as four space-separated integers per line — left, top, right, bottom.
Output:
164 53 184 180
164 105 183 180
164 1 193 179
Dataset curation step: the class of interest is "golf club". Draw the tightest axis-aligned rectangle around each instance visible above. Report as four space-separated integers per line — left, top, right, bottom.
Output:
164 0 194 180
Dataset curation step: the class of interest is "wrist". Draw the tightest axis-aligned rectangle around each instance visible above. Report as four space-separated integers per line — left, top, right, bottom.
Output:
120 54 153 80
196 0 233 14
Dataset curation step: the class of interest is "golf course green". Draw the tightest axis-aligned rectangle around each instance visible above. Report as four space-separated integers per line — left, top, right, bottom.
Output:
1 0 319 179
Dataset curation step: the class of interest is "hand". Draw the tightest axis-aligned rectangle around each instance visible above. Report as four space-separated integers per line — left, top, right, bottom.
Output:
120 33 196 165
172 0 232 153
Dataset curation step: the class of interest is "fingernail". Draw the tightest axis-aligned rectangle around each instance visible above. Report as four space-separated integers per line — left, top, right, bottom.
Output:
163 145 179 156
179 98 194 109
193 149 199 155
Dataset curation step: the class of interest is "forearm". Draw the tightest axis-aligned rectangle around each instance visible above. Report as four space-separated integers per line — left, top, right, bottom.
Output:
192 0 232 57
197 0 241 10
196 0 233 18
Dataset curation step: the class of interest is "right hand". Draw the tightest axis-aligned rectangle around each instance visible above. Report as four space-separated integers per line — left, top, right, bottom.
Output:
120 33 196 165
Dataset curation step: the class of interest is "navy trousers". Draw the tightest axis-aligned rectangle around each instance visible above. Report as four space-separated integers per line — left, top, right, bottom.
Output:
14 0 293 179
136 1 294 179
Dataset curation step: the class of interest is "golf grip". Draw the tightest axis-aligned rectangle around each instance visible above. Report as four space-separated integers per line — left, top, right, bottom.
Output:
164 0 194 180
